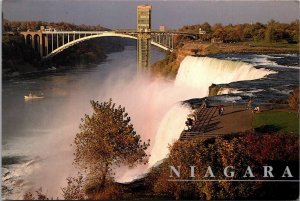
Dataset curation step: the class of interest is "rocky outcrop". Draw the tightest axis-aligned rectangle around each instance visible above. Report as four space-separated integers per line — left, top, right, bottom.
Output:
208 84 222 96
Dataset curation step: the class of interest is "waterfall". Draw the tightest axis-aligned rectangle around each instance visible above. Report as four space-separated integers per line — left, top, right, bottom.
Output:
175 56 276 95
148 56 276 166
4 55 277 197
148 103 192 166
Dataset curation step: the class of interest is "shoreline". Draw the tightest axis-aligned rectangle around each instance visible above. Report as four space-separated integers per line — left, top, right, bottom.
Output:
2 63 99 80
176 41 299 62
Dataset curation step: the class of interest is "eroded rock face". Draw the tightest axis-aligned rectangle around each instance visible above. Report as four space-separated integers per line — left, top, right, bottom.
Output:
208 84 222 96
151 42 212 78
175 42 212 67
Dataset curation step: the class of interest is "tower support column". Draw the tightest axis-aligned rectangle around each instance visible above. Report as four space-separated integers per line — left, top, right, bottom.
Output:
137 33 151 71
137 5 152 71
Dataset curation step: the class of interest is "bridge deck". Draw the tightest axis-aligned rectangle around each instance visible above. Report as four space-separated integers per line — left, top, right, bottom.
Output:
180 105 253 140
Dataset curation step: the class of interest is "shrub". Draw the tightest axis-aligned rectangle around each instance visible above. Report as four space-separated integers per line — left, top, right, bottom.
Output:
61 173 85 200
152 132 299 200
288 87 299 110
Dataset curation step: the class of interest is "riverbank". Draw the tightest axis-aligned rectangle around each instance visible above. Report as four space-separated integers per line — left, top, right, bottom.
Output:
181 41 299 55
2 63 100 80
151 41 299 78
2 60 104 80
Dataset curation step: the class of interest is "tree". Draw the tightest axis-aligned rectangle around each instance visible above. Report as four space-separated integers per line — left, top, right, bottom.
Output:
153 137 258 200
73 99 150 193
61 173 86 200
265 20 286 42
201 22 212 33
212 23 225 41
23 188 50 200
153 132 299 200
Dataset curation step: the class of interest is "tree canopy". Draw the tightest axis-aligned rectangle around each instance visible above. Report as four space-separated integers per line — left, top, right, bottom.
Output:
151 133 299 200
3 19 107 32
73 99 150 193
177 20 299 43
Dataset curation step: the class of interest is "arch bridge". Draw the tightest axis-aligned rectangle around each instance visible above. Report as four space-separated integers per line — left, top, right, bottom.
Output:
20 30 196 69
20 5 198 70
21 30 196 57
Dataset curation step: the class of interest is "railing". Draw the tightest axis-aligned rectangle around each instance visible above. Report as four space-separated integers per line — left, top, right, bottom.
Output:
179 103 290 141
180 130 252 140
21 29 197 36
210 102 289 110
180 132 229 140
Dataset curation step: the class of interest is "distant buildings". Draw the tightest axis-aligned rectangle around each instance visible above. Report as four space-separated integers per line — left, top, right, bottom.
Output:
40 26 57 32
159 25 166 32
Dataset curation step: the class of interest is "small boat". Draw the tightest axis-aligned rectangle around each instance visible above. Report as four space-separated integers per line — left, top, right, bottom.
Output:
24 93 44 101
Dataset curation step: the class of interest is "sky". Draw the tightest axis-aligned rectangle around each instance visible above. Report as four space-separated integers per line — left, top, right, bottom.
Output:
2 0 299 29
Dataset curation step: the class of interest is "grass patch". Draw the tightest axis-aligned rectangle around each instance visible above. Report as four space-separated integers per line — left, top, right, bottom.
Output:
205 44 220 54
254 110 299 135
251 41 299 49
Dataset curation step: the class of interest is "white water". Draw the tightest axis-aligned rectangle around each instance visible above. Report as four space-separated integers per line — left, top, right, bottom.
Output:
148 103 192 166
146 56 275 168
175 56 276 95
3 54 276 199
217 87 240 95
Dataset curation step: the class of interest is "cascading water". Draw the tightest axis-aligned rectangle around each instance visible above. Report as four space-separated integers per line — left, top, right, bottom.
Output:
175 56 276 95
3 53 277 199
147 56 276 168
148 103 192 166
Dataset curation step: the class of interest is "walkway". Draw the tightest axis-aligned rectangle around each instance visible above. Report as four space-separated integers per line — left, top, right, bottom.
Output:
180 105 253 140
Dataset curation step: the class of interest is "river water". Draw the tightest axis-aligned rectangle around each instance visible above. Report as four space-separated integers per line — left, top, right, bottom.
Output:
2 45 299 199
2 46 165 199
2 46 165 151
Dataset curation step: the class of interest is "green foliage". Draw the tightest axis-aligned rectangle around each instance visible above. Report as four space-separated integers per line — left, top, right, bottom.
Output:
264 20 285 43
73 99 149 193
177 20 299 44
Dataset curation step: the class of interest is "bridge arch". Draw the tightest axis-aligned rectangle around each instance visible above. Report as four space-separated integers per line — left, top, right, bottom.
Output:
33 34 40 51
25 34 33 46
45 32 171 59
